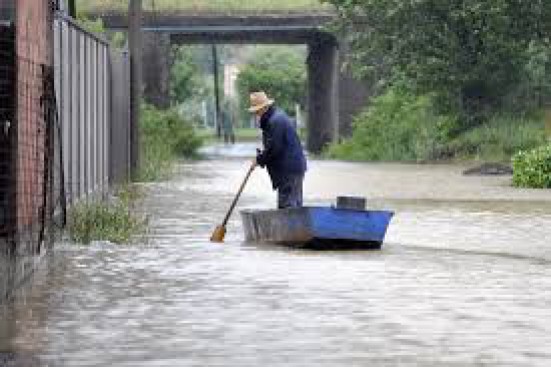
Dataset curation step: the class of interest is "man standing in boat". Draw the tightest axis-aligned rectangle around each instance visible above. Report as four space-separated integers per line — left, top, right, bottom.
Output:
249 91 307 209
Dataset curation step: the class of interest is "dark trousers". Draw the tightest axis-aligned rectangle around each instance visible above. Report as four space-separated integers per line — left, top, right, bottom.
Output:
277 174 304 209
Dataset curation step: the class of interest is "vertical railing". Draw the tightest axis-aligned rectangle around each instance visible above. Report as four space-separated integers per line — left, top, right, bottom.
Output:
109 49 132 185
53 14 131 205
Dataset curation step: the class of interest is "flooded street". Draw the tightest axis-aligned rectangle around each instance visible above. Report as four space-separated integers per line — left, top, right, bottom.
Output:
2 143 551 366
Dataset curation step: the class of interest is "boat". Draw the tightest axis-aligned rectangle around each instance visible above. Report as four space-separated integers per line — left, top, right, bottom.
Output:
240 197 394 250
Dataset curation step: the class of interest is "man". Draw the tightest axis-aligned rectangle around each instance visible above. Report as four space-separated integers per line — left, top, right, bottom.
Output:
221 100 235 144
249 91 307 209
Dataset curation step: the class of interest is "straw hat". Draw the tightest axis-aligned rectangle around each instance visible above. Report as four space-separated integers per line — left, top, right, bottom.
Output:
248 91 274 113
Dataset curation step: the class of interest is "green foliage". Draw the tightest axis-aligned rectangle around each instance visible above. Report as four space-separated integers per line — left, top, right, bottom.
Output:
326 88 454 161
170 47 206 104
446 115 546 161
505 40 551 113
77 13 105 34
110 31 127 49
236 46 306 121
325 0 551 123
323 0 551 166
513 144 551 188
68 186 147 244
76 13 126 48
140 104 203 181
327 88 546 162
77 0 328 13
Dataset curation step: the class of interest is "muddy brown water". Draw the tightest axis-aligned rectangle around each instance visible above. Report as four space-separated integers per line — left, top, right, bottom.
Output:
2 143 551 366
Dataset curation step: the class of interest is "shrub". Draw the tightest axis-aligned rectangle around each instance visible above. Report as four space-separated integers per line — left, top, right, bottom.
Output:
326 88 455 162
512 144 551 188
140 104 202 181
326 87 547 162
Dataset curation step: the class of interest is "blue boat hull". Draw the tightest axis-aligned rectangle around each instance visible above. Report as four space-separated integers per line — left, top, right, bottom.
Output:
240 207 394 249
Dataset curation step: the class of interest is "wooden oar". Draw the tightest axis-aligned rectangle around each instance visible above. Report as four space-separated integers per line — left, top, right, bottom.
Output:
210 160 256 243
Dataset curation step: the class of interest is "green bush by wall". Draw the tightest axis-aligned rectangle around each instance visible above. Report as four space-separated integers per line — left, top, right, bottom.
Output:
513 144 551 188
140 104 203 181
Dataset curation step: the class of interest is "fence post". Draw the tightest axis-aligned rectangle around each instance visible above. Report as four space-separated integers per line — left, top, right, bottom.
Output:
128 0 143 181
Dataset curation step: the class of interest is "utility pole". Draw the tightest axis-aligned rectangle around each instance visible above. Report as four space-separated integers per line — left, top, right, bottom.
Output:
211 44 222 138
128 0 143 181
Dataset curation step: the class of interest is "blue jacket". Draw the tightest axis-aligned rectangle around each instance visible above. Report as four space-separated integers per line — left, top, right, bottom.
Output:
257 106 307 189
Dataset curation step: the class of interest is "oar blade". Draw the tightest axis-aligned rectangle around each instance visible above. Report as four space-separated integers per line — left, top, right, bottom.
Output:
210 225 226 243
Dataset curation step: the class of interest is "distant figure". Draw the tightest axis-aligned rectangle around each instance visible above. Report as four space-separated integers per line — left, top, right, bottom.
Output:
249 91 307 209
221 103 235 144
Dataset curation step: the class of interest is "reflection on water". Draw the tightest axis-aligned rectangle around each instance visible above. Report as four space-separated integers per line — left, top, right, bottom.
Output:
2 143 551 366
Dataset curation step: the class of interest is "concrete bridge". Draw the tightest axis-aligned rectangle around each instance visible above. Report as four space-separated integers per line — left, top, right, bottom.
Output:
99 12 370 153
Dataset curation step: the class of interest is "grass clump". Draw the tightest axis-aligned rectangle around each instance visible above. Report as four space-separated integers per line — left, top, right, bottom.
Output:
445 115 546 161
512 144 551 188
68 186 147 244
140 104 203 181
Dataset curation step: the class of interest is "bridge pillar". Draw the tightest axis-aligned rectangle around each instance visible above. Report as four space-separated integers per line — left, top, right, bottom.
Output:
307 38 339 154
142 32 172 108
338 72 371 138
337 40 371 138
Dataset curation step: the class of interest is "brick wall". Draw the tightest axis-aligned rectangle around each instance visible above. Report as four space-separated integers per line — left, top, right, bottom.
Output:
15 0 51 238
1 0 53 301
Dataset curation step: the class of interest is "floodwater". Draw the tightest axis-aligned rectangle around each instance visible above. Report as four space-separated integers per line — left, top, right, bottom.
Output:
2 143 551 366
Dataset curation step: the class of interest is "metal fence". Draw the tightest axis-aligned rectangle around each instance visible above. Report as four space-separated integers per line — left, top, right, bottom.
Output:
54 15 110 205
53 13 132 203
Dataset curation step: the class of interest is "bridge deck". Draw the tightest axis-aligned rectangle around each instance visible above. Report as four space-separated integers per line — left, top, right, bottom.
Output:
96 12 335 30
98 12 336 44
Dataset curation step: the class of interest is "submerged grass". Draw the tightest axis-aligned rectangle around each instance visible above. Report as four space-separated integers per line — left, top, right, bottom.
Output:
446 115 547 162
68 185 148 245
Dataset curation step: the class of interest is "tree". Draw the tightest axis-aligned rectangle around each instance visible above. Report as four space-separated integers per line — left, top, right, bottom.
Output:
170 46 205 104
325 0 551 126
236 46 306 123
